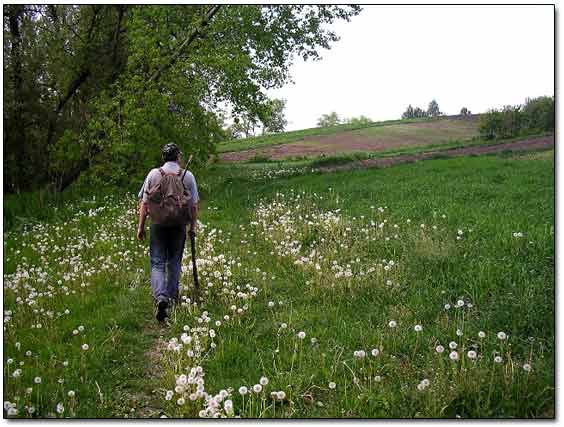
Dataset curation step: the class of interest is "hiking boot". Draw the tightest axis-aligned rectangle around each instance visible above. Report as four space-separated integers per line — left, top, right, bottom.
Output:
155 300 168 322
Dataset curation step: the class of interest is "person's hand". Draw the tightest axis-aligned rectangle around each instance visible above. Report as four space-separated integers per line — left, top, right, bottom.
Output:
137 226 145 241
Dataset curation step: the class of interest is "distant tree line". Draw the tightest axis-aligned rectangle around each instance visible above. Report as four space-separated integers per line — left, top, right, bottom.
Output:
401 99 442 119
479 96 554 140
316 112 372 127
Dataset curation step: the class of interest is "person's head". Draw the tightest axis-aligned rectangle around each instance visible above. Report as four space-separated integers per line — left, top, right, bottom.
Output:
162 143 181 162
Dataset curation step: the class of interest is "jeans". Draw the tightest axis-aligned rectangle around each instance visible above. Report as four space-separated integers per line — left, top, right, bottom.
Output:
149 224 186 303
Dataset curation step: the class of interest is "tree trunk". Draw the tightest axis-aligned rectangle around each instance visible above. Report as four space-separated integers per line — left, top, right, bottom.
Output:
7 5 26 192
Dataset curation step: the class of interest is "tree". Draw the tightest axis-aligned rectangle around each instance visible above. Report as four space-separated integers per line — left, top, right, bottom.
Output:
427 99 441 117
3 5 362 193
317 111 341 127
521 96 554 133
262 98 288 134
402 105 427 119
346 115 372 126
413 107 427 118
460 107 471 116
401 105 415 119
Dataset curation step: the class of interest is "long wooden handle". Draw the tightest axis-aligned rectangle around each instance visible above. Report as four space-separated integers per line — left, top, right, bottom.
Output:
189 230 199 290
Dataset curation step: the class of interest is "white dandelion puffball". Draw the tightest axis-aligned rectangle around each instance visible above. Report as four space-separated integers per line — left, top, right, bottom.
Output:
523 363 532 372
414 324 423 332
280 323 287 329
78 325 85 332
494 356 503 364
277 391 286 400
478 331 486 338
238 386 248 396
444 304 451 310
177 397 185 406
449 351 459 361
456 329 463 337
371 348 380 357
436 345 445 353
456 300 464 307
467 350 477 359
253 384 263 393
56 403 64 414
81 343 89 351
449 341 458 350
68 390 75 398
421 379 430 387
497 332 507 340
72 329 79 335
297 331 306 339
34 376 42 384
417 383 426 391
328 382 336 390
260 376 269 386
268 301 275 307
374 375 382 382
388 320 397 328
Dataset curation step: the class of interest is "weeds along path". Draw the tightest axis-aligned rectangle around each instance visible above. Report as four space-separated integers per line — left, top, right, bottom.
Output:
3 195 172 418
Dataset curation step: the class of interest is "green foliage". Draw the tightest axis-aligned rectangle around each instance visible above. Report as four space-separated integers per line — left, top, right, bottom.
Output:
402 104 428 119
317 111 341 127
427 99 441 117
521 96 554 133
3 5 362 193
479 96 554 140
460 107 471 116
309 153 366 168
345 115 372 126
262 98 288 134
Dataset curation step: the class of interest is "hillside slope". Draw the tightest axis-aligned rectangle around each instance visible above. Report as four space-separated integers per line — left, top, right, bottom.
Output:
219 116 479 162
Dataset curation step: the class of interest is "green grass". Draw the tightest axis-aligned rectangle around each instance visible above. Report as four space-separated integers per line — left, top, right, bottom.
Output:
227 133 553 172
3 149 554 418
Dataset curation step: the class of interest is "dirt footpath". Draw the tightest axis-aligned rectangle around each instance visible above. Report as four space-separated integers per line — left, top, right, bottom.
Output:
317 135 555 173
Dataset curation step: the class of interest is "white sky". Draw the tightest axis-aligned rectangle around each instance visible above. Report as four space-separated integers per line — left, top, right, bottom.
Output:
267 5 555 131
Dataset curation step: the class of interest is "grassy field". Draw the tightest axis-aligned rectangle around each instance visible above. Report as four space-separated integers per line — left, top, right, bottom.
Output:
3 149 554 418
217 117 446 154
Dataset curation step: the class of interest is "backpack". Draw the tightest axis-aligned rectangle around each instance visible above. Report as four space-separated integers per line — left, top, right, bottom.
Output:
145 168 192 226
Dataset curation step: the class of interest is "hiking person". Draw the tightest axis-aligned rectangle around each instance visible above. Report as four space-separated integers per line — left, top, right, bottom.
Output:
136 143 199 322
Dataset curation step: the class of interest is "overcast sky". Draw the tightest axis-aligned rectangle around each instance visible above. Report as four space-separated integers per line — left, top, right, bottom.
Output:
267 5 554 131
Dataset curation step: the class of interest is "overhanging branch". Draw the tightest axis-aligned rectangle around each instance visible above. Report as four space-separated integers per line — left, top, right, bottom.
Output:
147 4 221 85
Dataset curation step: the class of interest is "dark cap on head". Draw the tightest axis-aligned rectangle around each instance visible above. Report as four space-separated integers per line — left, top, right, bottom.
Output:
162 143 180 162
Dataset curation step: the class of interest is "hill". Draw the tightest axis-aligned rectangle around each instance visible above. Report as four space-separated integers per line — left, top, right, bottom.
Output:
218 115 480 162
